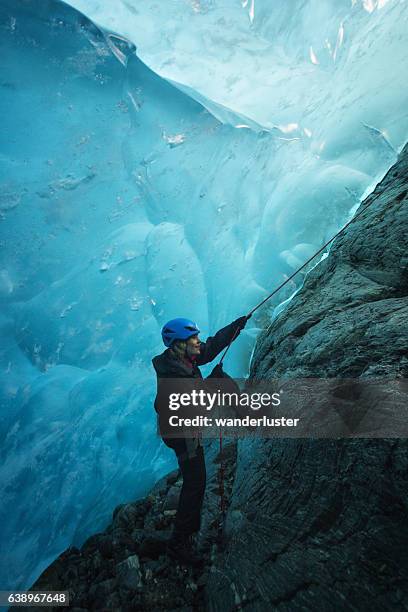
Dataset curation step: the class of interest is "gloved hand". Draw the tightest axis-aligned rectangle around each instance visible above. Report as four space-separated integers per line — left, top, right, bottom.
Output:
234 314 251 331
206 363 241 397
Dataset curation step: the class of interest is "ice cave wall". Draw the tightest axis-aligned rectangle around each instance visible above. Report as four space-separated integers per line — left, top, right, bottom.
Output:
0 0 407 590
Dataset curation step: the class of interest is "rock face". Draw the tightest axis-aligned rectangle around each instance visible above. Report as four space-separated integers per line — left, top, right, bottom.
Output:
28 147 408 609
205 144 408 611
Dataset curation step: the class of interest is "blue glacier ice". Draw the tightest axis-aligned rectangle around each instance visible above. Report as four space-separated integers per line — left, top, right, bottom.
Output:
0 0 407 591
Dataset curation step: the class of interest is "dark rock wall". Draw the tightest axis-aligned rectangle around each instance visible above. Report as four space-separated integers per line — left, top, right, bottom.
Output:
205 145 408 611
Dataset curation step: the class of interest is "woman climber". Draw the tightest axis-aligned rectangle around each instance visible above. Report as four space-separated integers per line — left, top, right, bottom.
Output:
152 315 249 565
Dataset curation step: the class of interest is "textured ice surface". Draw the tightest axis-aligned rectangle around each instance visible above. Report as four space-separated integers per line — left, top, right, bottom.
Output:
67 0 408 137
0 0 407 590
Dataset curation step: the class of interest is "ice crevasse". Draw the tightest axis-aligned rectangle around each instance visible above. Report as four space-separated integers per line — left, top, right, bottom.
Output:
0 0 407 590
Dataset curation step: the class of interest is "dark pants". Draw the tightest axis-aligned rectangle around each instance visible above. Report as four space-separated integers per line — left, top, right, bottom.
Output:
173 444 206 537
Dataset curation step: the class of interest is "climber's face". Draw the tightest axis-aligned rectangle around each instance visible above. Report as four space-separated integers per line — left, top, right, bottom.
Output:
186 334 201 357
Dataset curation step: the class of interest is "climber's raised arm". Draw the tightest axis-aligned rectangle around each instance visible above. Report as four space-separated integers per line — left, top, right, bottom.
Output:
196 315 250 366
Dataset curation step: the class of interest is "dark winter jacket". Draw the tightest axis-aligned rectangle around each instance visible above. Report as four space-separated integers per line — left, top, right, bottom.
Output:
152 318 245 453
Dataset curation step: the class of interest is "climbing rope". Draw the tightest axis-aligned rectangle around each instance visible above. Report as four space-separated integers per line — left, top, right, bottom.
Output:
218 431 226 511
216 427 228 547
219 188 384 365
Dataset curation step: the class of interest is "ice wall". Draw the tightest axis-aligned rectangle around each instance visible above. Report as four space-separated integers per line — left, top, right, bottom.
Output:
67 0 408 135
0 0 407 591
64 0 408 300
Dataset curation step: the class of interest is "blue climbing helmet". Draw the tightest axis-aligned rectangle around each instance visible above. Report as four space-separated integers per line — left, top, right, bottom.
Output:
161 318 200 347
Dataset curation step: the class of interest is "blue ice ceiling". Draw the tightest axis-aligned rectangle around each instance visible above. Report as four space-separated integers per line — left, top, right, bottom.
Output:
0 0 407 590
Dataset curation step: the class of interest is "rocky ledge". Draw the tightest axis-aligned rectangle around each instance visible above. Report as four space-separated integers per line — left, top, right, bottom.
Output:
26 439 237 611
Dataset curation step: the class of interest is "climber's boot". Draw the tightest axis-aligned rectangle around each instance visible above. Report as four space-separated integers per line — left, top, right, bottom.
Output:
166 533 202 567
